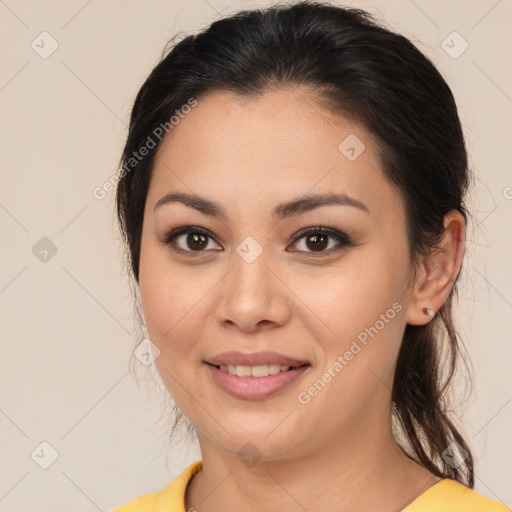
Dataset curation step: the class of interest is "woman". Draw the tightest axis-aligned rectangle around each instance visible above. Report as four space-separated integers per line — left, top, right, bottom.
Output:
111 2 510 511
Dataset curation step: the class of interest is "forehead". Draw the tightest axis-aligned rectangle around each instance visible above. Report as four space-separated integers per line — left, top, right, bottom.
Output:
148 88 403 224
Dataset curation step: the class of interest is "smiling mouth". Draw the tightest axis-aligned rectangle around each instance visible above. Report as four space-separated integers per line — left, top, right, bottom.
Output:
206 361 311 400
207 362 309 378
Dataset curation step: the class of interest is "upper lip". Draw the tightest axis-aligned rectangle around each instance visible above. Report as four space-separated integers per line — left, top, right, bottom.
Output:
206 351 309 367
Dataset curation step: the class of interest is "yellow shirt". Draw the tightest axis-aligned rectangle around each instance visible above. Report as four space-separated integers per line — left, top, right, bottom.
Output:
110 460 510 512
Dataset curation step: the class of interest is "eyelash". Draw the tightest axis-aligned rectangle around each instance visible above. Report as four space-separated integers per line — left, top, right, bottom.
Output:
159 225 353 257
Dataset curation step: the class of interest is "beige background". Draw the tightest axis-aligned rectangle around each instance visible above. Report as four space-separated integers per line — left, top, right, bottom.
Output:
0 0 511 510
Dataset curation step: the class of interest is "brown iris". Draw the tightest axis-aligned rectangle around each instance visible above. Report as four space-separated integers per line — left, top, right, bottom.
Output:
305 233 328 252
186 233 208 250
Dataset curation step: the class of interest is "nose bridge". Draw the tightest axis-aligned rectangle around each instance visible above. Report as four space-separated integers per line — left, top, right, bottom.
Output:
229 235 273 299
218 235 289 329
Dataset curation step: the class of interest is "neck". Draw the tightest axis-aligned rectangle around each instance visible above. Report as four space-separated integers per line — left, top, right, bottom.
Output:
185 418 439 512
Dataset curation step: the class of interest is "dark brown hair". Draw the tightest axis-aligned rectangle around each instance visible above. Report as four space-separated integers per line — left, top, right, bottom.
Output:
116 0 475 487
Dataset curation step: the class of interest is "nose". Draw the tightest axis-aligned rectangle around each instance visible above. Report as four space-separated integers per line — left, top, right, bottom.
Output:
216 247 291 332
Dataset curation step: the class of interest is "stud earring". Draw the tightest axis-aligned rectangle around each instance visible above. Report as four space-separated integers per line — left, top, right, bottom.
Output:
423 307 434 316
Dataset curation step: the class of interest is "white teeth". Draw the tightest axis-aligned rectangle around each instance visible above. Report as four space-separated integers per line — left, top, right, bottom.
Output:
236 365 252 377
268 364 281 375
251 365 269 377
218 363 294 377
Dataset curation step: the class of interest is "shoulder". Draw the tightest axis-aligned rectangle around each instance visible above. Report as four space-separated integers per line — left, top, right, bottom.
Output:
404 478 511 512
109 460 203 512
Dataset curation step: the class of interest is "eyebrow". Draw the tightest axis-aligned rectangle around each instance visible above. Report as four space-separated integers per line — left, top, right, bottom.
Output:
153 191 370 221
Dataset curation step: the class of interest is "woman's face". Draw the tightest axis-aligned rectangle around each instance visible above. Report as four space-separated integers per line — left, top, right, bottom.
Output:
139 88 417 460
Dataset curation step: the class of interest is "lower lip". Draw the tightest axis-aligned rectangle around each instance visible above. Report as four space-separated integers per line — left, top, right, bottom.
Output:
206 363 310 400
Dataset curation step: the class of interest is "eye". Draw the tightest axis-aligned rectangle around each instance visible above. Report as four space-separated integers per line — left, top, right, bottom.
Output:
288 226 353 256
159 225 353 256
160 226 221 254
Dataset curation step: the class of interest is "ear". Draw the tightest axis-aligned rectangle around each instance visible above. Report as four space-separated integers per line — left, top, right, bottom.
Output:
405 210 466 326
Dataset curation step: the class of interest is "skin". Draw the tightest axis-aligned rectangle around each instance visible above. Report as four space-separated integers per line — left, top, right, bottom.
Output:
138 87 466 512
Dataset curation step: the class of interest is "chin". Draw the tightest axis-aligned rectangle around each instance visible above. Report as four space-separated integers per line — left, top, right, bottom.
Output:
198 416 306 462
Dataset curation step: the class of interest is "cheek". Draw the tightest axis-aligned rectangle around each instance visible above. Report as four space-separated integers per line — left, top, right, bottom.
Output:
291 253 407 399
138 243 222 368
139 269 203 345
139 256 208 405
291 255 403 339
139 239 191 345
294 276 405 432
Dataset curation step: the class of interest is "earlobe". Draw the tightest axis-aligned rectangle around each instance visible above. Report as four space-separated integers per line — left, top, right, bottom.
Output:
405 210 466 326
